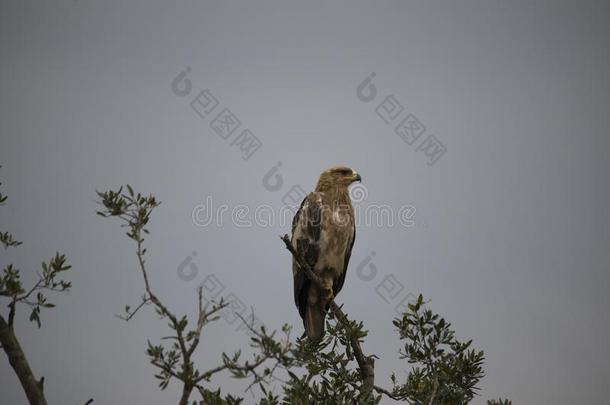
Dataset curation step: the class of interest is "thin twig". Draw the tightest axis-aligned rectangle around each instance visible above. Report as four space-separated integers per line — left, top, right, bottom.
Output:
187 289 228 358
115 297 151 321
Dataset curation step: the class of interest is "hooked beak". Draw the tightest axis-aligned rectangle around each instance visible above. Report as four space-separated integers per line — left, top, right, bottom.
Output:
352 172 362 182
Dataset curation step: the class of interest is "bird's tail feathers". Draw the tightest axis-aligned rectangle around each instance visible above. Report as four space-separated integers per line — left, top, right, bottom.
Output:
304 304 325 340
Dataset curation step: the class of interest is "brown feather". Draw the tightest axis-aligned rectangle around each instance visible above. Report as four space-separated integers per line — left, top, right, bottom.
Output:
291 167 359 339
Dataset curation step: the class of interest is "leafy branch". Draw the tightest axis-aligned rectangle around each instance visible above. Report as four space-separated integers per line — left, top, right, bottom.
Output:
0 166 73 405
382 294 486 404
95 184 510 405
96 186 293 405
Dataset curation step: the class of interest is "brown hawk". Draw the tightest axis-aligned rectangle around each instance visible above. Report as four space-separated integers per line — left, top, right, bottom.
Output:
291 166 361 339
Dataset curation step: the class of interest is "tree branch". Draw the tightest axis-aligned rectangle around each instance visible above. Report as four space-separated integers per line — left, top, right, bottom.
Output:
0 314 47 405
427 376 439 405
280 234 376 400
100 188 284 404
178 384 193 405
373 384 402 401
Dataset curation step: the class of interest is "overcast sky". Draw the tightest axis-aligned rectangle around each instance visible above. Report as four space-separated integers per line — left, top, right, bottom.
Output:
1 1 609 404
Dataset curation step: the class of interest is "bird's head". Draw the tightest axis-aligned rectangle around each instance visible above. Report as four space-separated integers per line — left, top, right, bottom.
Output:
315 166 361 191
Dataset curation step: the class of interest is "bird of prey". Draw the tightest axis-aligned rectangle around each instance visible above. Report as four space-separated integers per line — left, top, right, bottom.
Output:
291 166 361 339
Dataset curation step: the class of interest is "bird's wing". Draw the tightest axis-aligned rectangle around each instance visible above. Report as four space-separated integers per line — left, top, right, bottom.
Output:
291 192 323 318
333 222 355 297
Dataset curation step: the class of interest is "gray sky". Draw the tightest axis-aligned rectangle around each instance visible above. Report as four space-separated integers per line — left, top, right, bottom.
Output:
1 1 609 404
